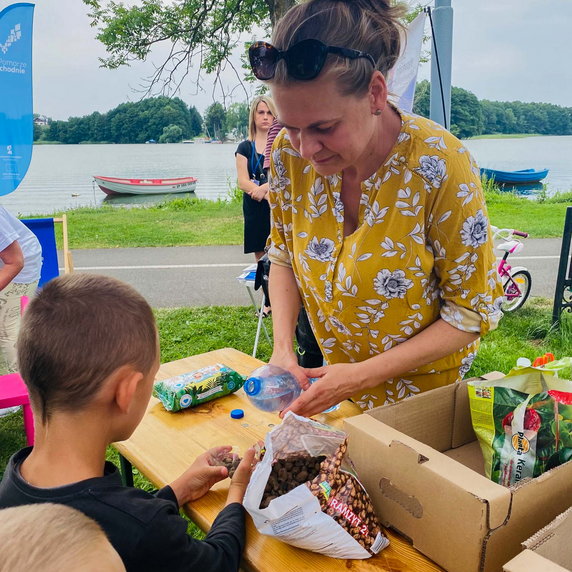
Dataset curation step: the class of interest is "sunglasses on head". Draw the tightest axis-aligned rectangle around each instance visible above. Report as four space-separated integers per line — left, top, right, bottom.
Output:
248 38 376 81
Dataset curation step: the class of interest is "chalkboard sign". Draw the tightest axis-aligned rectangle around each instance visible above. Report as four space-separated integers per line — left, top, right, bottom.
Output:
552 206 572 325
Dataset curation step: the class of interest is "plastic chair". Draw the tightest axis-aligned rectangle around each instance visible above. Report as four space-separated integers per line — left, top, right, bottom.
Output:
20 214 74 286
0 373 34 445
236 264 271 358
0 295 34 445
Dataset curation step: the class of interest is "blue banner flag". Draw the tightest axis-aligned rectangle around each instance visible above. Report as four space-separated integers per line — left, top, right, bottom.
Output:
0 2 34 197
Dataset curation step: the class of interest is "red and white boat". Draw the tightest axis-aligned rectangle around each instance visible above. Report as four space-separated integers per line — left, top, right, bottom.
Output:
93 175 198 196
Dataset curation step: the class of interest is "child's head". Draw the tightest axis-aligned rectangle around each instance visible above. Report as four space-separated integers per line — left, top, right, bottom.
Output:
18 274 158 425
0 503 125 571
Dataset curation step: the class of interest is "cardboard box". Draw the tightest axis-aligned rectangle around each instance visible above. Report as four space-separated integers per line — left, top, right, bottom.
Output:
344 375 572 572
503 506 572 571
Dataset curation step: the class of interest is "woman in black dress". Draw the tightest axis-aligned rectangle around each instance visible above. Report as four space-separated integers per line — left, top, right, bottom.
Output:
235 96 277 262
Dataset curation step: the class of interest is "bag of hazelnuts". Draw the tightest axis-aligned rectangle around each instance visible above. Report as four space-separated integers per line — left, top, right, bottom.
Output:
243 412 389 558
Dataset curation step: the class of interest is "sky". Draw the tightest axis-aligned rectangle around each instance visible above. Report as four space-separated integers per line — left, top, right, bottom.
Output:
2 0 571 120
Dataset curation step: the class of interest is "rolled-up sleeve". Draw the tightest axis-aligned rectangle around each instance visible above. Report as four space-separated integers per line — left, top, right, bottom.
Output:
425 148 504 336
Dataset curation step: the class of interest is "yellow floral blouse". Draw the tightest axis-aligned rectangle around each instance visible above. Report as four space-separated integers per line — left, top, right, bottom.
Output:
267 110 504 410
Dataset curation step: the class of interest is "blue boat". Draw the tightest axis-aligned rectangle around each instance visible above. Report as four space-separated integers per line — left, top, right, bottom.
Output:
480 167 549 185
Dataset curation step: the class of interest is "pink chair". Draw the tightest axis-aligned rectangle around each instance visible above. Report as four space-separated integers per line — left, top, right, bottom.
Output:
0 295 35 445
0 373 34 445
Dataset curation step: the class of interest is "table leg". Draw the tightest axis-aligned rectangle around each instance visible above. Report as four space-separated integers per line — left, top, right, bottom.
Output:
119 454 134 487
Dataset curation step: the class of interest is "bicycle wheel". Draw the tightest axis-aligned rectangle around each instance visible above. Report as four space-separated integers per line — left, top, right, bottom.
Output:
502 269 532 312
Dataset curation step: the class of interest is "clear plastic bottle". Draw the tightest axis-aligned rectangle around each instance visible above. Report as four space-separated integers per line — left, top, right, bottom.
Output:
244 364 301 412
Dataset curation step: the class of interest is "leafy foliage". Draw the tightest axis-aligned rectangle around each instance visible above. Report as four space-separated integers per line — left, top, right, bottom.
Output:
204 101 228 140
42 96 202 143
159 123 183 143
414 79 572 138
225 102 250 140
189 105 203 137
83 0 281 95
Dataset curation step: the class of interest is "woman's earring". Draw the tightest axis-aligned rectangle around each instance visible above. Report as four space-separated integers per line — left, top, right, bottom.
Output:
373 109 382 116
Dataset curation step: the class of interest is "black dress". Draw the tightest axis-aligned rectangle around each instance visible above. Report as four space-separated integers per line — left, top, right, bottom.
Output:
235 140 270 254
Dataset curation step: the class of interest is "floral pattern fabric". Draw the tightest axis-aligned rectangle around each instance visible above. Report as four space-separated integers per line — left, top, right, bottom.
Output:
268 110 504 409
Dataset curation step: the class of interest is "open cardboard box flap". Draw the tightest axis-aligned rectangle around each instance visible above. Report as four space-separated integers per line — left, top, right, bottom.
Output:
503 506 572 571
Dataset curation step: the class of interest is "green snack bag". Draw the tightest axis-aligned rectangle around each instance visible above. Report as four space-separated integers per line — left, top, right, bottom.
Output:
153 363 244 412
468 367 572 486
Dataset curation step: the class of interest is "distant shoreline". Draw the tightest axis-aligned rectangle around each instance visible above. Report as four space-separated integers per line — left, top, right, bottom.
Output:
33 134 550 145
464 133 546 140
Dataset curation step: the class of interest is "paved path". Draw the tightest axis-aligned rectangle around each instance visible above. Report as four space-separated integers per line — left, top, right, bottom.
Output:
62 239 564 308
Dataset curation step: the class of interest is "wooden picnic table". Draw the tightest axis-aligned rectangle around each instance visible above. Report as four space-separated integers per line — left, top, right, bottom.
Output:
114 348 443 572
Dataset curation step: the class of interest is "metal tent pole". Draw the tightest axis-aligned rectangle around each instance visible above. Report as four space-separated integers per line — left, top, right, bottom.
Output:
429 0 453 129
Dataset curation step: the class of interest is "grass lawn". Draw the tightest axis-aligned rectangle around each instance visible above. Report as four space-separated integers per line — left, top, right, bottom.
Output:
61 197 244 248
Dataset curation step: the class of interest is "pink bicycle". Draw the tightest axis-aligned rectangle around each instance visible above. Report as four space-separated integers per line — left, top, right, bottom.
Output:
491 226 532 312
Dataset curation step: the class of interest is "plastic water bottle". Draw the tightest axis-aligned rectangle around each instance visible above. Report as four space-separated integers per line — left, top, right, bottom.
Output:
244 364 301 412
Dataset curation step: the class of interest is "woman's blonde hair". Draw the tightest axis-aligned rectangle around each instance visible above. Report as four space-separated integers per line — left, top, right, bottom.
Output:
270 0 405 96
248 95 277 140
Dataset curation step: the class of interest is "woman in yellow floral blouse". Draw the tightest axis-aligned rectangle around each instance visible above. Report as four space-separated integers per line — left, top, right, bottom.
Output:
248 0 504 417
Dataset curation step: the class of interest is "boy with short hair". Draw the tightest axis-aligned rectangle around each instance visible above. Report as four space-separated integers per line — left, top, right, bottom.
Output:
0 274 256 572
0 503 125 572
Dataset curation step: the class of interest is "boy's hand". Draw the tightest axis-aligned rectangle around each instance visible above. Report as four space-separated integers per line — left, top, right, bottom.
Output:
226 447 258 506
170 445 234 506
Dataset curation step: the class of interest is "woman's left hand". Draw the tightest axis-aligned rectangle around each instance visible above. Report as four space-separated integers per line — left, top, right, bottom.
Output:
279 363 367 418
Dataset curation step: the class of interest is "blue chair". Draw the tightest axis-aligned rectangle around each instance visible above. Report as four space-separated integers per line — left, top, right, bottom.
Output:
20 215 73 286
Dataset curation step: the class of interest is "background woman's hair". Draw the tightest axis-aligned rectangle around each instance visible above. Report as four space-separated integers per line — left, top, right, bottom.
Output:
248 95 277 140
271 0 405 96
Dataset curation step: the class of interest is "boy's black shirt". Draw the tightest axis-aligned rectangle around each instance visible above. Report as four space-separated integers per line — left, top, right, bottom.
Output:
0 448 245 572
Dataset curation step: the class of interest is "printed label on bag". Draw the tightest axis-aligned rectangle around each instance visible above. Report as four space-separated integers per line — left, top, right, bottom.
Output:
269 506 305 536
197 385 224 400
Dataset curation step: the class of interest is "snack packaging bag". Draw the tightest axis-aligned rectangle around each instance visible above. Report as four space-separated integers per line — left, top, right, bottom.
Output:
243 412 388 559
153 363 244 411
468 367 572 486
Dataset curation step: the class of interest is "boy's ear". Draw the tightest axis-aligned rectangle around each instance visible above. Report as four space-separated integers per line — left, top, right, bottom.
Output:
112 366 145 414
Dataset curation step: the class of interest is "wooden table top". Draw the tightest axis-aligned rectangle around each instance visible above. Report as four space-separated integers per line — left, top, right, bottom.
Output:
114 348 442 572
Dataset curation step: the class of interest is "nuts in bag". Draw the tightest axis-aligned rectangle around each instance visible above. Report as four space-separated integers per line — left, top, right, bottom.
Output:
468 367 572 486
243 412 388 559
153 363 244 411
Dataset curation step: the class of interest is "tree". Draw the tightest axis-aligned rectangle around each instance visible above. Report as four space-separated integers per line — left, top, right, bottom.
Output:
83 0 296 95
414 81 484 138
189 106 203 137
225 102 249 140
159 124 183 143
450 86 483 138
413 80 430 118
204 102 227 140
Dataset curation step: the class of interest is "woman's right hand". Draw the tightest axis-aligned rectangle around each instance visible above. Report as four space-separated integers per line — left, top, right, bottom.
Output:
250 182 269 202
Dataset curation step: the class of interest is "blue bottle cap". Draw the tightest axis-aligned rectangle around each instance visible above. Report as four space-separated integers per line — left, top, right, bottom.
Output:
244 377 261 396
230 409 244 419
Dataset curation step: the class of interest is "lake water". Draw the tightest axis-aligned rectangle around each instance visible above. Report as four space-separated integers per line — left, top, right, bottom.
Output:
2 135 571 216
